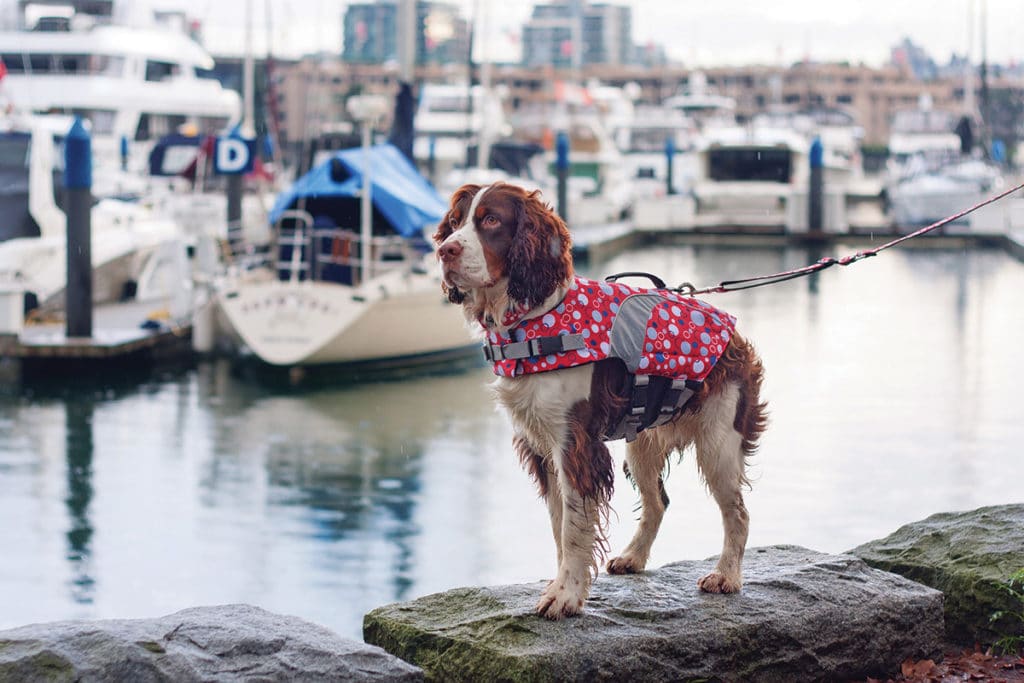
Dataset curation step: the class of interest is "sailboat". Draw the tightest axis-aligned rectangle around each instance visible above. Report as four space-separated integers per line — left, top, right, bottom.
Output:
212 143 476 369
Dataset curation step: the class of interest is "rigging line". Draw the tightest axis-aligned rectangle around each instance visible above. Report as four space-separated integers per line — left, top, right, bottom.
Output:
677 177 1024 296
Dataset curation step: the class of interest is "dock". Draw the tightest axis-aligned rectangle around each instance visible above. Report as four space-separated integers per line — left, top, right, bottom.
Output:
0 298 193 382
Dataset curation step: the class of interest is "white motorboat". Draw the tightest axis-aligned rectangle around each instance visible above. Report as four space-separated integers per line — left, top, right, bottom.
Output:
0 114 191 318
887 155 1003 228
0 1 241 173
213 143 476 369
690 111 859 231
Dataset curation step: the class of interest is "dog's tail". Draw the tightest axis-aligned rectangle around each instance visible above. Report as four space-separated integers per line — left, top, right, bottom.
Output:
725 331 769 457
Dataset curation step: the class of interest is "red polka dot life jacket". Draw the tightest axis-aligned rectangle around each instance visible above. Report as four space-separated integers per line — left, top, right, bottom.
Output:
482 276 737 441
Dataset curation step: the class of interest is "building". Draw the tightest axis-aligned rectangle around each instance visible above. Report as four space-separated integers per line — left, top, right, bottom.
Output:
521 0 635 68
342 1 469 67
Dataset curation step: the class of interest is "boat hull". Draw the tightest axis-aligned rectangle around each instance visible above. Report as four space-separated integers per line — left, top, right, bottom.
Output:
216 271 477 367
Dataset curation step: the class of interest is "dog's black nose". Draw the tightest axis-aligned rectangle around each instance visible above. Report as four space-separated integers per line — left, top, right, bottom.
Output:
439 241 462 261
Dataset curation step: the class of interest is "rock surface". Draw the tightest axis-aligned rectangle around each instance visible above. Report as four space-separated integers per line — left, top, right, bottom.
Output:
851 503 1024 646
0 604 422 683
363 545 943 682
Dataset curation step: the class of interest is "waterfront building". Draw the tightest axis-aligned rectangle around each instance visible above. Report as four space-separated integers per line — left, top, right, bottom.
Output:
521 0 635 68
342 1 469 67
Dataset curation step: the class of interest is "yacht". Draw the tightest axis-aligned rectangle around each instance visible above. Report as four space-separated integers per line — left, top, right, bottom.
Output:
0 0 241 174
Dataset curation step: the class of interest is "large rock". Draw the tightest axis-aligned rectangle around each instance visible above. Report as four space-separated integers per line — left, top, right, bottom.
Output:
0 604 422 683
851 503 1024 646
364 545 943 682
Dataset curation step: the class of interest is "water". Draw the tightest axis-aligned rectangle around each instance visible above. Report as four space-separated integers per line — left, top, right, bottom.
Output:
1 243 1022 641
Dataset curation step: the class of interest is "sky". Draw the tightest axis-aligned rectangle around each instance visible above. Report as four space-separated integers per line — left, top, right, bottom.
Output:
160 0 1022 68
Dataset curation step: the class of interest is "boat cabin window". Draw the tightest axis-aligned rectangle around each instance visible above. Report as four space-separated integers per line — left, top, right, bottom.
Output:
425 95 469 114
708 147 792 183
0 53 124 76
135 113 188 141
145 60 179 82
0 133 41 241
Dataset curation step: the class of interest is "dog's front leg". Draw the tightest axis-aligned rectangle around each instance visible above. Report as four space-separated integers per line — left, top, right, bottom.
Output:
535 430 613 620
535 479 597 619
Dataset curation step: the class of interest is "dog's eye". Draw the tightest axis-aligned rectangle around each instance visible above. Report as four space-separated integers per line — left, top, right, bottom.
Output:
448 214 460 228
482 214 500 228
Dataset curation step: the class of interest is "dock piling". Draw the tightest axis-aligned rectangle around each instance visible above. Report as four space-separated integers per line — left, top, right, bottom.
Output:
64 117 93 339
556 131 569 224
808 136 824 236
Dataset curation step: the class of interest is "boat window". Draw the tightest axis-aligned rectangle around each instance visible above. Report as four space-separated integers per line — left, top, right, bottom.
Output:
28 53 53 72
0 134 31 168
198 116 230 135
708 148 792 183
145 60 178 82
0 54 25 73
135 113 188 141
0 133 40 241
426 95 469 113
71 109 116 135
56 54 89 73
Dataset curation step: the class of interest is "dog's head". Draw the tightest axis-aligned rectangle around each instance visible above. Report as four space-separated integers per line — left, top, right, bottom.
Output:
433 182 573 311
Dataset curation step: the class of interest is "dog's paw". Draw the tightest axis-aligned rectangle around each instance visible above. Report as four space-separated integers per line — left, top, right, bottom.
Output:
535 581 586 620
607 553 646 575
697 571 742 594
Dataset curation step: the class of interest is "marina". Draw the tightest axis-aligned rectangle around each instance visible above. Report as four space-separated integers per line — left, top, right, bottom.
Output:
0 2 1023 677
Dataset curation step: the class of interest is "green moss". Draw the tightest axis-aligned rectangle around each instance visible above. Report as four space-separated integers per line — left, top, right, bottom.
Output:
0 650 75 683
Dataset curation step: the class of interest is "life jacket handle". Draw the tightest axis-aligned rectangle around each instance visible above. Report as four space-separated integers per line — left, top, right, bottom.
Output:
604 271 667 289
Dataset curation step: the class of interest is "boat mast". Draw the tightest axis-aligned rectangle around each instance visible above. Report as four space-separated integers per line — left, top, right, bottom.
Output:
243 0 255 135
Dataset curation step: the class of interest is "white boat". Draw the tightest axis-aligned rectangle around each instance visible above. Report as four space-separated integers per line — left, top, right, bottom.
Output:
213 143 476 369
689 111 859 232
412 82 512 185
887 155 1003 228
0 1 241 174
0 113 191 318
510 97 635 226
883 96 1003 228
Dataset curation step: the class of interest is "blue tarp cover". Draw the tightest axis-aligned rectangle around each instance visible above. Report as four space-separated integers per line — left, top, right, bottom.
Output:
269 143 446 237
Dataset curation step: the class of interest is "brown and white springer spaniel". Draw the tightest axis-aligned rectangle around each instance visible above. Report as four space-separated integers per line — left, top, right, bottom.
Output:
434 182 768 620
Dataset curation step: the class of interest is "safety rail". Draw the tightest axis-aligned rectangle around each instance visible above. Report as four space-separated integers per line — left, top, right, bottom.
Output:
273 209 421 285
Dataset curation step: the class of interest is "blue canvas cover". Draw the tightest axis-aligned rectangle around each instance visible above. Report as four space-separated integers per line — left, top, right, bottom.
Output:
269 143 446 238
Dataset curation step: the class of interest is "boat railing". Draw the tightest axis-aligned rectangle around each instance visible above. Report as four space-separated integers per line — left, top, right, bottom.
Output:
273 209 421 286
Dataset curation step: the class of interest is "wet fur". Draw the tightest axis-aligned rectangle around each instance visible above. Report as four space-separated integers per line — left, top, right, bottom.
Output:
435 182 768 619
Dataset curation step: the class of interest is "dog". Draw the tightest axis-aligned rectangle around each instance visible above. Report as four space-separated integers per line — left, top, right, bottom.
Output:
434 182 767 620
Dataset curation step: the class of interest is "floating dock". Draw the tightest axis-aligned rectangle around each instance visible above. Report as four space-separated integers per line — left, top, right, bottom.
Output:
0 298 193 381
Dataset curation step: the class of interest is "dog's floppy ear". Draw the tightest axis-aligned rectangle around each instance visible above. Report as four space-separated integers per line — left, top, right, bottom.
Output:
434 184 480 305
507 189 573 308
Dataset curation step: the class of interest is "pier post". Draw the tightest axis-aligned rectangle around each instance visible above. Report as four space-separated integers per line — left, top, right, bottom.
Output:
808 136 824 236
119 134 129 172
226 174 243 254
665 136 676 195
556 131 569 224
64 117 92 339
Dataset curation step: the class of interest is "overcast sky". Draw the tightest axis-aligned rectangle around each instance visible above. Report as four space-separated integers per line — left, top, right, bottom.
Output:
161 0 1021 67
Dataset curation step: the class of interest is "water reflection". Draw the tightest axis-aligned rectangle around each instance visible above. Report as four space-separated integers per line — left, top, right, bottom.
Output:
0 243 1021 641
64 400 95 603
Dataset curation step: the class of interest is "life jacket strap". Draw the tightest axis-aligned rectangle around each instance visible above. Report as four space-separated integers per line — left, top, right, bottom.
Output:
483 333 586 362
607 375 702 442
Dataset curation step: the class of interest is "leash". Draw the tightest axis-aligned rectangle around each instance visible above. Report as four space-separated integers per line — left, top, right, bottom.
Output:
606 178 1024 296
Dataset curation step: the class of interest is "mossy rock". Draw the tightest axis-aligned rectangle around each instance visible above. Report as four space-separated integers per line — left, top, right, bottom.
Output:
851 504 1024 646
365 545 943 682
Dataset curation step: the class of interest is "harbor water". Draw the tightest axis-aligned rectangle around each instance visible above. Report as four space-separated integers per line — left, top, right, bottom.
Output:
1 241 1022 640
